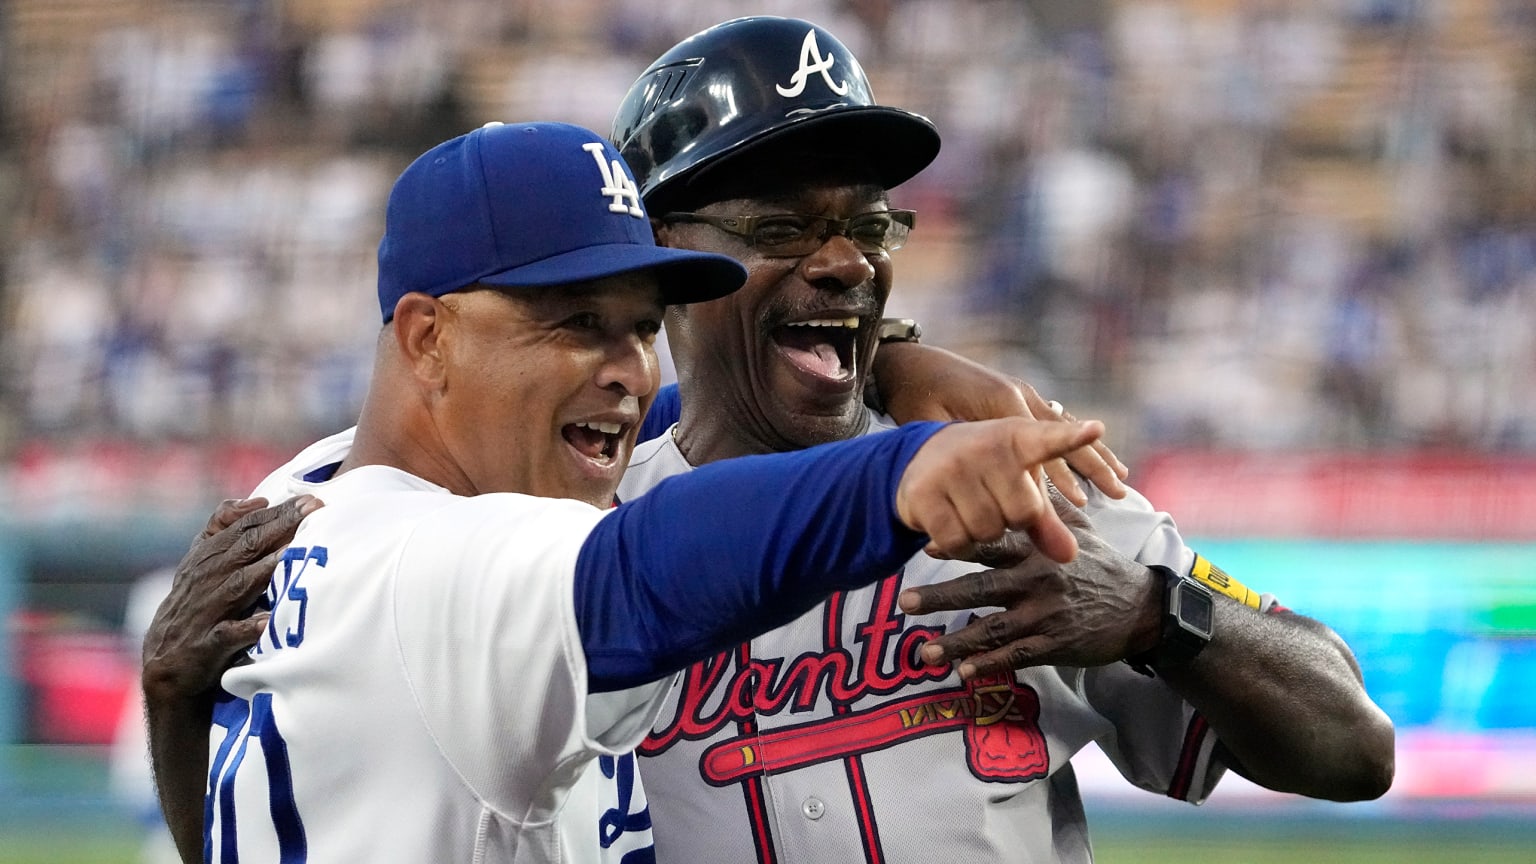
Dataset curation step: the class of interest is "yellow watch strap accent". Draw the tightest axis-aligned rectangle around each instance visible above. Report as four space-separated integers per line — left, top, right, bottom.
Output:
1190 554 1261 609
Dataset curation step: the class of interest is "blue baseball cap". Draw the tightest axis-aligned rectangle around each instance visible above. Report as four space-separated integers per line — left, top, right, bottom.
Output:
376 121 747 322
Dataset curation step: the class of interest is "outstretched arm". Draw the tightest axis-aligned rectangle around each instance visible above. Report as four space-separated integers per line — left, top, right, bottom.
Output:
143 496 318 863
647 343 1129 504
576 418 1102 691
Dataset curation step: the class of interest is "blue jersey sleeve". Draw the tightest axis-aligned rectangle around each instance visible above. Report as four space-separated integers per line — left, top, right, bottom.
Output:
575 421 946 692
638 383 681 444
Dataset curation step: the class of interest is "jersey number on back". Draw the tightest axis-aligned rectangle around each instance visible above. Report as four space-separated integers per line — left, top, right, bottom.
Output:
206 692 307 862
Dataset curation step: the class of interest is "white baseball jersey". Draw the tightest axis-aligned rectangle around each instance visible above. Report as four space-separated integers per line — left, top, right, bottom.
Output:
207 428 669 864
616 413 1226 864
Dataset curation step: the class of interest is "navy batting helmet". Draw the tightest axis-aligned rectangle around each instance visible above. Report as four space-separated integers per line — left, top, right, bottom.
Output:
611 16 941 211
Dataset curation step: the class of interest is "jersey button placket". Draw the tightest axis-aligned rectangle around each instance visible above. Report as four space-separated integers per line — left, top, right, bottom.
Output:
801 797 825 820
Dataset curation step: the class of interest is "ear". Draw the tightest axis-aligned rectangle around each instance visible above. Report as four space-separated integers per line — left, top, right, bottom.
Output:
391 293 449 389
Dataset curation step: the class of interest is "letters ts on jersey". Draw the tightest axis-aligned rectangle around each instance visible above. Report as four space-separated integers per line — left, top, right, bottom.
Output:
583 142 645 217
777 28 849 97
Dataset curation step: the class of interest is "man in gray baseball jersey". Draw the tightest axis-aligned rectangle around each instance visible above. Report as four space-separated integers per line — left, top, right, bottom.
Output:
601 16 1392 863
144 15 1394 864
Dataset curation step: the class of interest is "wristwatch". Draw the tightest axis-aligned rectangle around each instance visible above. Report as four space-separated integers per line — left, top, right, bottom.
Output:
1125 565 1215 677
876 318 922 345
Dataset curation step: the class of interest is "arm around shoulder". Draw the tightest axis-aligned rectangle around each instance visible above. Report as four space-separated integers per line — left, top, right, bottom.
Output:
142 495 316 861
870 341 1128 503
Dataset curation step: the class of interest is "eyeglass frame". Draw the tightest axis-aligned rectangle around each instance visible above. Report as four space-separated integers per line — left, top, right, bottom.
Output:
660 209 917 257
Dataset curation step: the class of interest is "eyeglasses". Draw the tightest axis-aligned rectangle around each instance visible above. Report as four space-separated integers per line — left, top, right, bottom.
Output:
662 210 916 257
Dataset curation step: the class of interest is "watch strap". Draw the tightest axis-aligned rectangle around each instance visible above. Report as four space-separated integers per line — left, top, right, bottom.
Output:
876 318 922 344
1125 564 1215 677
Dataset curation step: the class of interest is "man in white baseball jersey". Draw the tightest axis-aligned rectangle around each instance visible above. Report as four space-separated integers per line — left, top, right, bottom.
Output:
154 119 1106 864
598 16 1393 863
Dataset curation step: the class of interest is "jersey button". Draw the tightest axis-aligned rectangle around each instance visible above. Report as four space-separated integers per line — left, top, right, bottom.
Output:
801 797 825 820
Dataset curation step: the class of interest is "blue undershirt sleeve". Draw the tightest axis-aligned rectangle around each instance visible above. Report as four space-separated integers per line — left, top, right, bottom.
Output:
575 421 946 692
637 383 681 444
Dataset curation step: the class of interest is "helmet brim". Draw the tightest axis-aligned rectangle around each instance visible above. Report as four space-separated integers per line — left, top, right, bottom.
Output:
644 105 941 212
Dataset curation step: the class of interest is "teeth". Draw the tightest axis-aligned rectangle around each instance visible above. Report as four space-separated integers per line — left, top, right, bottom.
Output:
795 317 860 328
576 421 622 435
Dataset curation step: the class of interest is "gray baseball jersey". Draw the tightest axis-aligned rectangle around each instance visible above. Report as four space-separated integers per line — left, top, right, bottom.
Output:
616 412 1226 864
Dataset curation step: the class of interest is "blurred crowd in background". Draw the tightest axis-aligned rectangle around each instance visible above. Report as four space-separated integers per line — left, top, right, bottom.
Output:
4 0 1536 466
4 6 1536 847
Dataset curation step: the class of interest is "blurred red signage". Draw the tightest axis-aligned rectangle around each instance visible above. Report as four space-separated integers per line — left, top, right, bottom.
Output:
1136 450 1533 540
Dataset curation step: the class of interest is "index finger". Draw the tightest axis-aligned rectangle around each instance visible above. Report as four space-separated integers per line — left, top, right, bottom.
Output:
1010 419 1104 469
201 498 270 539
1009 423 1102 562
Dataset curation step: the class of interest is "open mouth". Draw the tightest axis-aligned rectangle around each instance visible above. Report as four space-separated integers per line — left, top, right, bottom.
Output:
562 420 625 464
771 316 861 381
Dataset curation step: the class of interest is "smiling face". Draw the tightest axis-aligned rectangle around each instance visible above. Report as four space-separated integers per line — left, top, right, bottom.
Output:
657 181 894 462
433 273 664 506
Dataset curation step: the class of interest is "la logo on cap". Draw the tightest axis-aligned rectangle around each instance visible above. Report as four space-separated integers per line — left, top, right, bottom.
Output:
583 142 644 218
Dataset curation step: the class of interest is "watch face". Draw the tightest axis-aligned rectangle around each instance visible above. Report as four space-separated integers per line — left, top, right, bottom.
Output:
1176 581 1214 637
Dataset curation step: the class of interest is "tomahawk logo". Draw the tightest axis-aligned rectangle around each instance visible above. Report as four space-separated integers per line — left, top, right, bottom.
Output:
776 29 849 98
583 142 644 217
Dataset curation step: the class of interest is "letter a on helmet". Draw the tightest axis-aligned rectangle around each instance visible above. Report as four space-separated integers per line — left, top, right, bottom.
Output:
610 16 941 212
